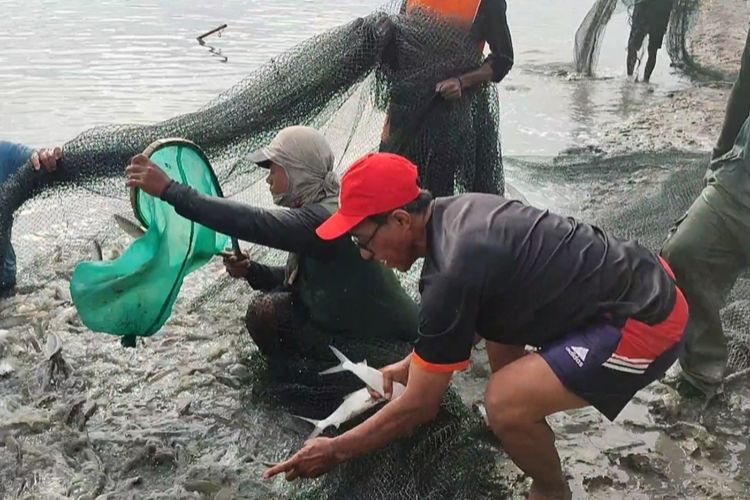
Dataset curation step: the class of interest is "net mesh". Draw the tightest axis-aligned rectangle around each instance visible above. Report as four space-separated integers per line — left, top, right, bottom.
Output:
0 1 503 292
575 0 619 75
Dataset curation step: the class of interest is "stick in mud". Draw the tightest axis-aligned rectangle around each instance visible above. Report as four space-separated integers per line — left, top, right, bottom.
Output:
197 24 228 45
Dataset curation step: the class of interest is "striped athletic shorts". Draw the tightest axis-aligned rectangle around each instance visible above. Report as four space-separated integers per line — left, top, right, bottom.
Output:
539 259 688 421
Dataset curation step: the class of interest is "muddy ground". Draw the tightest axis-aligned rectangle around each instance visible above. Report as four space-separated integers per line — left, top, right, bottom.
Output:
599 0 749 156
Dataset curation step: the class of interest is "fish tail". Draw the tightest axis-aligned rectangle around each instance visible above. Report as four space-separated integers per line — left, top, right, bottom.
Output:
293 415 324 439
293 415 320 426
328 345 349 364
91 240 103 261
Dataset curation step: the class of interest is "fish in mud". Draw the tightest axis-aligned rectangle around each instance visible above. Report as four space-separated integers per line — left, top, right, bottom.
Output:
0 330 14 376
319 345 406 399
113 214 146 239
90 240 103 261
296 387 382 439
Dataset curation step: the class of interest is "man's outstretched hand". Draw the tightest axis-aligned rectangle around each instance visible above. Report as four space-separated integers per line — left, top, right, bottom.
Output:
263 437 340 481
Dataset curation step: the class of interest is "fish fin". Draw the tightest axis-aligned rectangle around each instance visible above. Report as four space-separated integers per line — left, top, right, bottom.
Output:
293 415 325 440
318 365 347 375
319 345 350 375
328 345 349 364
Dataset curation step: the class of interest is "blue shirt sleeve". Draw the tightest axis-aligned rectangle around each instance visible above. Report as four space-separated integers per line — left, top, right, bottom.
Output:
0 141 33 184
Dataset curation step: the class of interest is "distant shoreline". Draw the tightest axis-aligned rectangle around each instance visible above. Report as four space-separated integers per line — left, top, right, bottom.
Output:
598 0 748 156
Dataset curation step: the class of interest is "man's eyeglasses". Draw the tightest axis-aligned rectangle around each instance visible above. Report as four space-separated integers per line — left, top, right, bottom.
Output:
351 223 383 257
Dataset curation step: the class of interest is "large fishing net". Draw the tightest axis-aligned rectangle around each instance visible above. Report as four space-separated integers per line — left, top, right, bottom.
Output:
575 0 709 77
575 0 619 76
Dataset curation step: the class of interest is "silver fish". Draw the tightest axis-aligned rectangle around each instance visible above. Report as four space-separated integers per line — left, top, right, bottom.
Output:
295 387 382 439
90 240 103 261
0 328 7 355
0 316 27 329
0 359 14 377
45 332 62 360
113 214 146 239
0 328 13 376
320 345 406 400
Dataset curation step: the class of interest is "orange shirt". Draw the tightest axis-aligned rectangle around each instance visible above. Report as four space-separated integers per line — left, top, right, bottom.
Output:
405 0 482 31
399 0 514 83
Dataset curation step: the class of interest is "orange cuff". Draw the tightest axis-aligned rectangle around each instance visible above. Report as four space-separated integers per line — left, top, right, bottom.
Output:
411 350 470 373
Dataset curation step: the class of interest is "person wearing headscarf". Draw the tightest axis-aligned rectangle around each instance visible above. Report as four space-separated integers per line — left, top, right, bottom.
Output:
125 126 418 356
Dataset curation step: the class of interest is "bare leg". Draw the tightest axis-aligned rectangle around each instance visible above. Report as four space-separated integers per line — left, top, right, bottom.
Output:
245 292 294 355
485 341 526 372
643 47 658 83
485 353 587 499
626 25 645 77
627 47 638 76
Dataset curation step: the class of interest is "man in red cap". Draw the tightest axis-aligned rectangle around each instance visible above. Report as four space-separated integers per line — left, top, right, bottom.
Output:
264 153 688 500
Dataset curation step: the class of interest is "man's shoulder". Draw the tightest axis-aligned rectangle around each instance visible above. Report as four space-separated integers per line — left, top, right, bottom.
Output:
429 194 509 269
433 192 512 232
435 191 506 210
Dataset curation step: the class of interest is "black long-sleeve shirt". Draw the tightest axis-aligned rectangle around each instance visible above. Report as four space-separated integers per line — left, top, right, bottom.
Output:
160 181 419 342
162 181 337 290
473 0 514 82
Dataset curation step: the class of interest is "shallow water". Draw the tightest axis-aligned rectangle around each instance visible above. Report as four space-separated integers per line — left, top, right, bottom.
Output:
0 0 689 156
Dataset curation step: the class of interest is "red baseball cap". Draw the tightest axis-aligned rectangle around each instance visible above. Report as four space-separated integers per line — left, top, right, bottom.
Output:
316 152 421 240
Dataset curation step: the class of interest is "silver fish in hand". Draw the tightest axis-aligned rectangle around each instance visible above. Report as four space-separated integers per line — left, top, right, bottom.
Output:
295 388 382 440
320 345 406 400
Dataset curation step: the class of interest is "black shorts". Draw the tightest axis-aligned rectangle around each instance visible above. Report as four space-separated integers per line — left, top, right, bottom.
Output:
540 261 688 421
629 1 672 52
